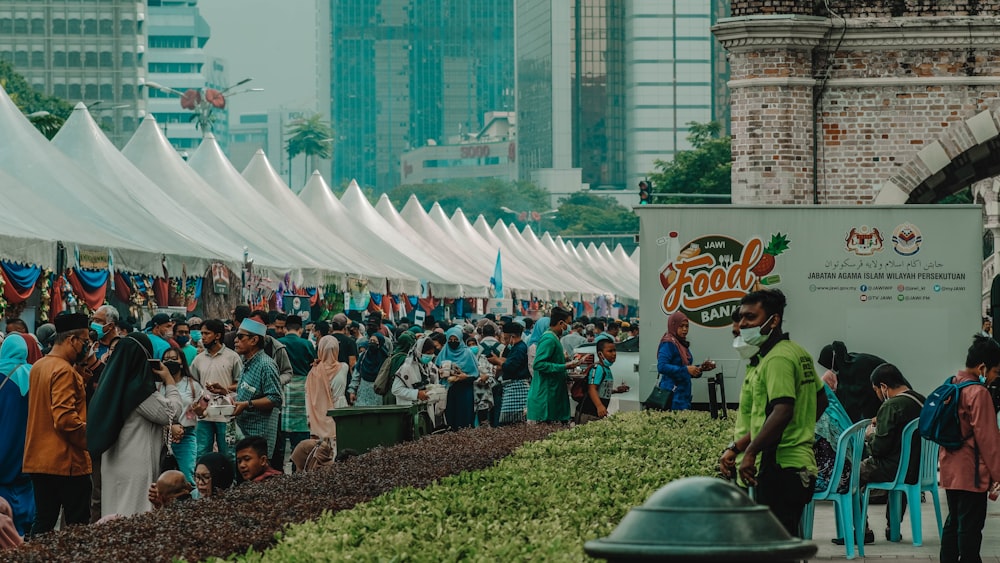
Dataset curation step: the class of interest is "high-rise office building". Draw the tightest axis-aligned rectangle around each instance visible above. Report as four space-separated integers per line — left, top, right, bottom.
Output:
516 0 728 192
0 1 146 147
147 0 228 153
623 0 728 188
330 0 514 191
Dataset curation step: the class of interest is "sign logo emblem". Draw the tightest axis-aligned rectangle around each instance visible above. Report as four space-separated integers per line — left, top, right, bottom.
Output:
891 223 922 256
845 226 884 256
659 233 789 327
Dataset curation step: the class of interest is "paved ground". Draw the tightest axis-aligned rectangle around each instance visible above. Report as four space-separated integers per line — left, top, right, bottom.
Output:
809 489 1000 561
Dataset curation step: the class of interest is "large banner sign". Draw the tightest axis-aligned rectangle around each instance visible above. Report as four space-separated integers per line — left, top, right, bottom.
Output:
637 205 981 405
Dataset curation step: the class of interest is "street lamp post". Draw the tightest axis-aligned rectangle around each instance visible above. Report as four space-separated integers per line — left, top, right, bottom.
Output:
144 77 261 135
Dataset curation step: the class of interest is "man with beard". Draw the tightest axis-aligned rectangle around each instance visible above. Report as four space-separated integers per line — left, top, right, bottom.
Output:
191 319 243 459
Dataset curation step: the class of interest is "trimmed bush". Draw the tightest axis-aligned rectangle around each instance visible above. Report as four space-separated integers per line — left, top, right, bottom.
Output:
243 410 734 562
7 424 559 563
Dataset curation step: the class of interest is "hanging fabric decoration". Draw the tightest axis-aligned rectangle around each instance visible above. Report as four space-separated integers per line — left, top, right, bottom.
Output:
38 270 52 322
418 296 439 314
50 275 65 318
455 298 464 318
306 288 319 307
108 250 115 290
67 269 108 311
114 272 132 303
0 261 41 305
152 277 169 308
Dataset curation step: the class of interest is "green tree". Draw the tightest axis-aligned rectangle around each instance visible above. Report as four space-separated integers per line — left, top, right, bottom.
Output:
648 121 731 204
552 193 638 235
0 59 72 139
286 113 334 182
385 178 551 227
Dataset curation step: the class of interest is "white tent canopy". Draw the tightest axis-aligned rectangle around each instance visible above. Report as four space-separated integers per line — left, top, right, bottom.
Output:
338 181 467 297
122 117 295 277
52 104 245 274
374 195 489 297
298 172 420 294
240 153 416 292
468 214 567 299
0 84 166 272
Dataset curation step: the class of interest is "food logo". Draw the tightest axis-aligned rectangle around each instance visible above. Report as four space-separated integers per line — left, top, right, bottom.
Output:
845 226 884 256
891 223 922 256
659 233 790 327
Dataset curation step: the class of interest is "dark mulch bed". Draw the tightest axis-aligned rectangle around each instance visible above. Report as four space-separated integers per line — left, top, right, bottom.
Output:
4 424 558 563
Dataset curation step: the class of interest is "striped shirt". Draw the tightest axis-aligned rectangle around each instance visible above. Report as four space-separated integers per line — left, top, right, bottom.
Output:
235 351 283 451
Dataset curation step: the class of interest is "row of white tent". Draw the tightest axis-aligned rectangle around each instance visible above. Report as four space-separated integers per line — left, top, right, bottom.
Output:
0 83 639 303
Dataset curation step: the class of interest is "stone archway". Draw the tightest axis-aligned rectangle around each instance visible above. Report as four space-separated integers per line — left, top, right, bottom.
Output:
875 108 1000 204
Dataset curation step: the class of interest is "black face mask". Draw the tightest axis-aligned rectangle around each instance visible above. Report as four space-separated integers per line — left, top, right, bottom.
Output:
164 361 182 375
448 341 460 350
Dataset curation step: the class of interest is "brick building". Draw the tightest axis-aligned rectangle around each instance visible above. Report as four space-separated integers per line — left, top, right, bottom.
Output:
714 0 1000 310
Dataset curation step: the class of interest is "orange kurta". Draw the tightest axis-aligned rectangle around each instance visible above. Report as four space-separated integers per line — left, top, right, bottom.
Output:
22 355 91 476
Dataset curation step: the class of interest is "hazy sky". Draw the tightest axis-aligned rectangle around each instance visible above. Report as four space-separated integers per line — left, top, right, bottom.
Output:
198 0 319 120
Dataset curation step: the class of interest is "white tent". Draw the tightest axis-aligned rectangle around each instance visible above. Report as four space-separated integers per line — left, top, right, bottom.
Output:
467 214 563 298
374 195 489 297
402 197 513 297
598 243 638 300
441 207 553 299
337 181 467 297
240 153 417 293
295 172 419 294
0 84 166 273
52 104 244 274
0 167 90 267
630 246 640 266
122 117 295 277
186 135 346 281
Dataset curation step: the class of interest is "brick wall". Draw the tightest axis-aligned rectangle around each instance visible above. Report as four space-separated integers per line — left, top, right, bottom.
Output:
731 0 1000 17
717 12 1000 204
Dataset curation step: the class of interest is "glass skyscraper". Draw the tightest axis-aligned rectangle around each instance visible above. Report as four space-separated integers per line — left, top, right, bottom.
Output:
517 0 728 190
330 0 514 191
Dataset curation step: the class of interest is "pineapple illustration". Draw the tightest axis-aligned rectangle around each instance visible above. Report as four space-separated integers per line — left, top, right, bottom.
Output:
751 233 790 278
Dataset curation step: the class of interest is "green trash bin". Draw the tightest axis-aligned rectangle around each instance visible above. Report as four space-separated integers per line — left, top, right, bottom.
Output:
328 403 430 455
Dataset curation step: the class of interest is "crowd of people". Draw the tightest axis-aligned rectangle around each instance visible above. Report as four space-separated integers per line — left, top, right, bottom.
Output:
705 289 1000 563
0 303 634 547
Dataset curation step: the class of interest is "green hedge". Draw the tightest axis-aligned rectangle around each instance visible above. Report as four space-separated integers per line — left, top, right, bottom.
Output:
241 411 734 562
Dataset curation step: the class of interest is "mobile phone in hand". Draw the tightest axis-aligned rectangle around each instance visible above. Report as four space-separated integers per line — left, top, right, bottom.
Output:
147 359 163 369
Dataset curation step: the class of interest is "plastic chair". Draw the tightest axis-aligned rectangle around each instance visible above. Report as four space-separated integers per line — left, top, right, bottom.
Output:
857 418 943 554
802 418 870 560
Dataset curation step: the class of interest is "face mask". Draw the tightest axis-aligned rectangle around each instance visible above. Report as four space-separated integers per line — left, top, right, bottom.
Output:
732 335 760 360
175 336 190 347
164 361 182 375
469 346 479 355
90 322 106 340
739 315 774 347
190 330 202 342
420 354 434 365
448 341 460 350
601 357 614 367
163 330 174 339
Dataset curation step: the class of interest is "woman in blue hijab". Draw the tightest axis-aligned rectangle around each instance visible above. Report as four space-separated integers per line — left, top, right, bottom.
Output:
526 317 550 378
436 326 479 429
0 334 37 536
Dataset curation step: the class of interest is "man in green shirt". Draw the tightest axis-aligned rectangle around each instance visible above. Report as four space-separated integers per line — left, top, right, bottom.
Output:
527 307 580 423
719 289 827 537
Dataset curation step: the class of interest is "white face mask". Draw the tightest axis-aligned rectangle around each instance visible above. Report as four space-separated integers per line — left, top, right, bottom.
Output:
739 315 774 347
732 335 760 360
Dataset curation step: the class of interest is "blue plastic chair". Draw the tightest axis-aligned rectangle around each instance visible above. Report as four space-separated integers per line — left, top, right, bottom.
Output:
802 418 870 560
857 418 943 554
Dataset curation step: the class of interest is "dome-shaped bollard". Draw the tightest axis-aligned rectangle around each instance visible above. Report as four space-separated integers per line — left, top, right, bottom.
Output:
584 476 818 562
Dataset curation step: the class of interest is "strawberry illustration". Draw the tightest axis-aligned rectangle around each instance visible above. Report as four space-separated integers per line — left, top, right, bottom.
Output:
751 233 790 277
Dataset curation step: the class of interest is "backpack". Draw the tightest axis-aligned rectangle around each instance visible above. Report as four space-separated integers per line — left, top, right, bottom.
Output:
373 356 396 396
919 376 982 450
570 365 598 403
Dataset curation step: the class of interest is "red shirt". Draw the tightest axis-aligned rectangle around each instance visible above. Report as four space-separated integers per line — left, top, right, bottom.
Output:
252 466 283 483
939 370 1000 492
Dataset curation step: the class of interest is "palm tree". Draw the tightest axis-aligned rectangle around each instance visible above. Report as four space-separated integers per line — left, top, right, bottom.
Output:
286 114 334 187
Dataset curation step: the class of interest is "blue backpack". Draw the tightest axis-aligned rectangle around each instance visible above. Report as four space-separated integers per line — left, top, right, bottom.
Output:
919 376 981 450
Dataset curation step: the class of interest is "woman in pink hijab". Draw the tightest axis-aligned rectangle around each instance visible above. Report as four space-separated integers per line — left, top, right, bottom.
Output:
0 496 22 550
656 311 710 410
